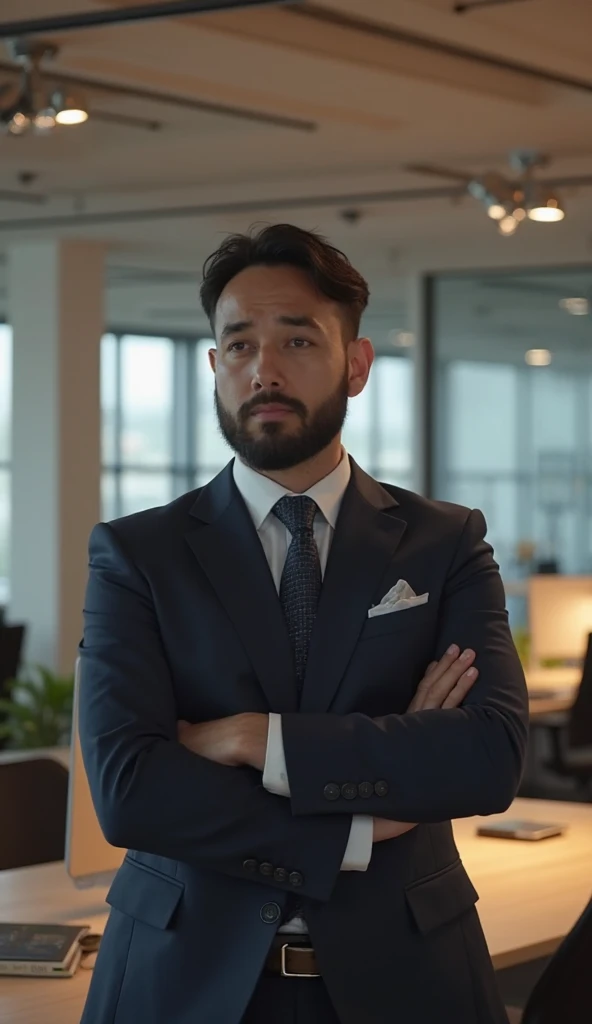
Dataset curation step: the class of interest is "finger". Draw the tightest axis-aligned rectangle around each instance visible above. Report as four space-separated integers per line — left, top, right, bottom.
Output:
441 668 479 709
414 648 461 703
412 648 472 711
421 645 461 684
420 650 476 710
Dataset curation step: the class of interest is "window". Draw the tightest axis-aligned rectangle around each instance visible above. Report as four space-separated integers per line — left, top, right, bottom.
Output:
1 326 415 596
0 325 12 606
433 269 592 592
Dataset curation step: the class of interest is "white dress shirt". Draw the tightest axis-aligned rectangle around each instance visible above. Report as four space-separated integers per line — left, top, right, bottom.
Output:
232 450 373 934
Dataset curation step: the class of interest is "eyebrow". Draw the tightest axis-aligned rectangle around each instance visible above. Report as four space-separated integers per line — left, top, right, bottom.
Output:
220 315 322 341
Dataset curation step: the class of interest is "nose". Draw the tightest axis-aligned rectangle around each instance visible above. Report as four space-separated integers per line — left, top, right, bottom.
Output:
252 347 286 392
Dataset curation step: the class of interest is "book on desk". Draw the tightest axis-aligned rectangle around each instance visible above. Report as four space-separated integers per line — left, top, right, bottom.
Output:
0 923 89 977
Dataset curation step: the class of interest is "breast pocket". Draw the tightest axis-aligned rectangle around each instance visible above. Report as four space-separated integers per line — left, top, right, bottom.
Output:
360 602 436 640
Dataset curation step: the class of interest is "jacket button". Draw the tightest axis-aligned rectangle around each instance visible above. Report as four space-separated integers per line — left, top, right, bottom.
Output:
323 783 341 801
260 902 281 924
243 858 258 873
374 780 389 797
358 782 374 799
273 867 288 883
289 871 304 887
259 861 274 877
341 782 358 800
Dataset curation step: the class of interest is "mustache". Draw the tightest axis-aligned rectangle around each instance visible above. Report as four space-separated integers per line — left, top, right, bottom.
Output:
240 393 307 419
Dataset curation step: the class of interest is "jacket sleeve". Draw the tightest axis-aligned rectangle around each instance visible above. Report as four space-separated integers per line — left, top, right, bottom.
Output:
281 509 530 823
78 521 352 903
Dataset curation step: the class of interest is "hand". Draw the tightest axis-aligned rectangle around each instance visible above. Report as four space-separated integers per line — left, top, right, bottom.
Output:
177 713 269 771
406 644 478 713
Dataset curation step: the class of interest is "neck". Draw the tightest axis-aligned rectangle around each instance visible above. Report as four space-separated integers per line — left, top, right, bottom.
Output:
249 439 344 493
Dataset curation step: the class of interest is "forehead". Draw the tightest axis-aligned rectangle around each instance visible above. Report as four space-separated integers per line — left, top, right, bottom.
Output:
215 264 341 330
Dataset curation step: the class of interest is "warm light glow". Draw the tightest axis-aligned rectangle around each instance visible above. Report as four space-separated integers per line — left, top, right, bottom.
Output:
528 199 565 222
55 107 89 125
389 330 415 348
513 207 527 222
498 215 518 236
559 297 589 316
8 112 30 135
487 203 506 220
34 110 57 130
525 349 552 367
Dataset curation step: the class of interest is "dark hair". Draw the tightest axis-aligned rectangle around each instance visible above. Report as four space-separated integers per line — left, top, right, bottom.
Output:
200 223 369 339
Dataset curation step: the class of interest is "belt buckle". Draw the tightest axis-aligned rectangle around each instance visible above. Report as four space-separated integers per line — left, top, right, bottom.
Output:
280 943 320 978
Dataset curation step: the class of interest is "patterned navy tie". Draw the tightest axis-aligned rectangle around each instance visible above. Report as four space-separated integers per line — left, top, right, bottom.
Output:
272 495 322 694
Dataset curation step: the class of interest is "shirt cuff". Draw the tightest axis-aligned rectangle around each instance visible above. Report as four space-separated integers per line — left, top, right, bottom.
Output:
262 712 291 797
341 815 373 871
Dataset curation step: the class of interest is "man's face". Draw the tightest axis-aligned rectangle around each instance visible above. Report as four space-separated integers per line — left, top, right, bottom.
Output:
209 264 373 471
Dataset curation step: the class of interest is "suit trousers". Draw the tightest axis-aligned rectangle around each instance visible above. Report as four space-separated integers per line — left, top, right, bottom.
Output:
241 974 343 1024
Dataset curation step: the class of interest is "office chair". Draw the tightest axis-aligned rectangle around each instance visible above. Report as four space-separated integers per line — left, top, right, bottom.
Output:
539 633 592 793
0 757 69 871
505 896 592 1023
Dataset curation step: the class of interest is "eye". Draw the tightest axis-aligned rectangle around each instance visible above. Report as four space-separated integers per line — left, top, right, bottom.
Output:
291 337 311 348
227 341 248 352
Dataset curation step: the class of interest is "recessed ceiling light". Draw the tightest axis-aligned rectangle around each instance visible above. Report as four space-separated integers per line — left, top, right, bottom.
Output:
559 297 589 316
389 330 415 348
525 349 552 367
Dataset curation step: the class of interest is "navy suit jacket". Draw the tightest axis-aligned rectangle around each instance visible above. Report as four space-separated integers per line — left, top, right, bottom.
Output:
79 458 528 1024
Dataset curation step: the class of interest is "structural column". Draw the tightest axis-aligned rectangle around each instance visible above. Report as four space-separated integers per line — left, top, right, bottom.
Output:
7 240 104 674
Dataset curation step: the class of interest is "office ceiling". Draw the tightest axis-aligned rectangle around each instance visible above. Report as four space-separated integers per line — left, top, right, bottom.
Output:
1 0 592 335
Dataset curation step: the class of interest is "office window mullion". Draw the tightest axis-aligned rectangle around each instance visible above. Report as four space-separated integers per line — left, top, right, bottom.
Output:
114 334 123 519
186 340 197 493
172 339 190 499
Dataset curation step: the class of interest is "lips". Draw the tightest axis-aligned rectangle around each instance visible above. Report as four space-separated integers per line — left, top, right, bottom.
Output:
252 405 293 415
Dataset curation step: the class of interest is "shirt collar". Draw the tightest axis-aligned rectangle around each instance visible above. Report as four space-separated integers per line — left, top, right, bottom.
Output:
233 448 351 532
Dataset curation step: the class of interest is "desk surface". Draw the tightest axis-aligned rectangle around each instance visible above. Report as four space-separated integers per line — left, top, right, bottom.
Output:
1 797 591 1024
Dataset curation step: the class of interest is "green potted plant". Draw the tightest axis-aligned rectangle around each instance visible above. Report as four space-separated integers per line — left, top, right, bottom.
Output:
0 665 74 750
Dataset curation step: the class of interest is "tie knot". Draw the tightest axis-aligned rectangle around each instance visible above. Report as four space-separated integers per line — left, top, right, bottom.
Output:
272 495 318 535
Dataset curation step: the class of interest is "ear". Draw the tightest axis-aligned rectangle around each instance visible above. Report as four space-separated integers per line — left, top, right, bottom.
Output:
347 337 374 398
208 347 217 373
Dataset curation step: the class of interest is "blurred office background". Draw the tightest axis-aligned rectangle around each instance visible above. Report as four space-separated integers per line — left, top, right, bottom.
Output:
1 8 592 1022
0 0 592 801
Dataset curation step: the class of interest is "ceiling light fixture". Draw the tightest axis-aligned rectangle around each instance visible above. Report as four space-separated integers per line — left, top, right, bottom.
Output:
389 330 415 348
51 89 89 125
525 349 552 367
559 297 589 316
527 186 565 222
406 150 565 237
0 39 89 136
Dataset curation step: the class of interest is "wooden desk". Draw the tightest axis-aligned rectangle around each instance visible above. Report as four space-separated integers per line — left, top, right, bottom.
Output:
525 667 579 718
1 798 591 1023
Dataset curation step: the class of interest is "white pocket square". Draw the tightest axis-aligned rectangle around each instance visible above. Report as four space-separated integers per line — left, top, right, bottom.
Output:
368 579 429 618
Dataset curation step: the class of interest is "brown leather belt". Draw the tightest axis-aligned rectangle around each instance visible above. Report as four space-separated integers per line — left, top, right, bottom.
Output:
265 940 320 978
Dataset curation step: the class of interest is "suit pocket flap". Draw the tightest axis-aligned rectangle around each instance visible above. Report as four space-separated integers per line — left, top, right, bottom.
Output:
106 856 184 930
405 859 478 935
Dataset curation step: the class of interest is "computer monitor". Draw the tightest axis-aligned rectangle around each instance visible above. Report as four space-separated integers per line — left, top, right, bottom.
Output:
528 575 592 666
65 658 125 888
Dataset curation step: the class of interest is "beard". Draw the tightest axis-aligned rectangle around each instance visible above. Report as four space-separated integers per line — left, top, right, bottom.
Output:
214 369 349 471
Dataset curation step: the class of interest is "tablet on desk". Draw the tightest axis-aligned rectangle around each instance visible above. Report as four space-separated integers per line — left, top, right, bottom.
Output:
476 819 566 841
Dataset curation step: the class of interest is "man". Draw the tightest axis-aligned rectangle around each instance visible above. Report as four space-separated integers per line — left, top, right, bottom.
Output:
79 224 528 1024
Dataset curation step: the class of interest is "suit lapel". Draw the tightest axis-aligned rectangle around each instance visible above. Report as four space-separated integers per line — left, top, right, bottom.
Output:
185 463 298 713
299 460 407 713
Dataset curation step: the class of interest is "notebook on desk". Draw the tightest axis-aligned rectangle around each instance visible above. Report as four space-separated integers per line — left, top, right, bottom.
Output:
0 923 89 977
